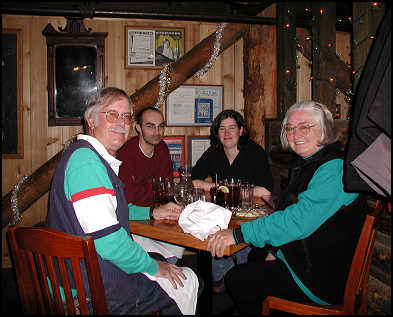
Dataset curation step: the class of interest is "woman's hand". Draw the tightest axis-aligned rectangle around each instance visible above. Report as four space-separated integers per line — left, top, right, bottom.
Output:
254 186 271 199
192 179 215 192
206 229 234 258
152 202 182 220
155 261 187 289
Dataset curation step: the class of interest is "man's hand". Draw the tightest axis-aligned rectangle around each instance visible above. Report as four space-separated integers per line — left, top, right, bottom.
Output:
206 229 234 258
155 261 187 289
152 202 182 220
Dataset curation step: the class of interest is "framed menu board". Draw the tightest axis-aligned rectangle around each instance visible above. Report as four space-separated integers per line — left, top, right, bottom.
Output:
166 85 223 126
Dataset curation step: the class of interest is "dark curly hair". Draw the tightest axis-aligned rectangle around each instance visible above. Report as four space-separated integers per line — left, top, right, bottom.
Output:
209 109 250 150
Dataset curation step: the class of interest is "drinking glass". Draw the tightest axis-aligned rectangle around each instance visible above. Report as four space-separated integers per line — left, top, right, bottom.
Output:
152 177 165 204
174 183 192 207
241 181 254 210
190 188 206 203
163 178 175 204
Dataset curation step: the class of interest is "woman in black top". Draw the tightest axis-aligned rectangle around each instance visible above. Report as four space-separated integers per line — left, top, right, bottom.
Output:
191 109 273 198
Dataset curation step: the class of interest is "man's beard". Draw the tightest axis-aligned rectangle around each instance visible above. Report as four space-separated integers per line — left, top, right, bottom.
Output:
142 133 161 146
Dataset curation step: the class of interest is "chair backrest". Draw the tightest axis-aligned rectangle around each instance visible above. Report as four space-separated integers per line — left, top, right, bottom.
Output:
343 200 383 314
7 226 108 315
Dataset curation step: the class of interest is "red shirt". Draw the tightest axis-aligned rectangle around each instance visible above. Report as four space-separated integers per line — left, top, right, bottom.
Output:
117 136 173 205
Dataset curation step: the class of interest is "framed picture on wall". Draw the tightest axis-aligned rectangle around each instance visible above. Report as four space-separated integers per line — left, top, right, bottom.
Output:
42 19 108 126
125 26 184 68
188 136 211 167
163 136 185 177
166 85 223 126
2 28 24 159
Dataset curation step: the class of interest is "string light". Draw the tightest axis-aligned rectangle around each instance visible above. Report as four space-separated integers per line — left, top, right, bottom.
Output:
284 2 383 110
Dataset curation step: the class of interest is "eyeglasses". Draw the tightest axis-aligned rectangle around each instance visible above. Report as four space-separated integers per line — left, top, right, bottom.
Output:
97 110 132 125
285 124 316 135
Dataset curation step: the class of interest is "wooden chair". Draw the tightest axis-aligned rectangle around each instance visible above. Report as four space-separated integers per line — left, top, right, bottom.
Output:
7 226 109 315
262 201 383 315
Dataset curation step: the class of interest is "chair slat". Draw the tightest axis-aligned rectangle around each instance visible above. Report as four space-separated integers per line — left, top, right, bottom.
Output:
71 257 90 314
45 254 66 314
58 256 78 315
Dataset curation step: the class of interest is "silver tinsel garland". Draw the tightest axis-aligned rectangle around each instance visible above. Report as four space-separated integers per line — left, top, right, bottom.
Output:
193 22 228 78
154 63 171 108
154 22 227 107
9 175 30 225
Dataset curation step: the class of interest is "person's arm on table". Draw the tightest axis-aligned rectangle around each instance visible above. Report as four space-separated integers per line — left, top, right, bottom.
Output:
207 160 358 257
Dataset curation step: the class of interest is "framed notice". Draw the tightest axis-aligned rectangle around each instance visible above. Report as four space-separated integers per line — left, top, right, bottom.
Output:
2 28 23 159
166 85 223 126
125 26 184 68
188 136 211 167
163 136 185 177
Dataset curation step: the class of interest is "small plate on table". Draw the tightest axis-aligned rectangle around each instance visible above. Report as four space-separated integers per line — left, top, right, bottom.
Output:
232 205 271 220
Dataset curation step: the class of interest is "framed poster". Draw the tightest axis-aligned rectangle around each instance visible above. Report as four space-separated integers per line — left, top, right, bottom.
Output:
163 136 185 177
125 26 184 68
166 85 223 126
188 136 211 167
2 28 24 159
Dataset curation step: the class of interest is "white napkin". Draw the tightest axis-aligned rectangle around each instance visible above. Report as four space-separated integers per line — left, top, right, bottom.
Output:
132 234 185 259
178 200 232 241
143 266 198 315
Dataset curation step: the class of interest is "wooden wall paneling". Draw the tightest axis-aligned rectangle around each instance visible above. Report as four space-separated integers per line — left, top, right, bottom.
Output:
296 27 312 103
222 44 235 110
277 2 297 119
336 31 352 119
311 2 336 113
258 3 277 120
244 24 266 147
234 39 244 112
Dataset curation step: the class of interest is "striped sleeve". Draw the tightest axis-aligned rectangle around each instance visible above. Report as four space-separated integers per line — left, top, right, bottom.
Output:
65 148 120 235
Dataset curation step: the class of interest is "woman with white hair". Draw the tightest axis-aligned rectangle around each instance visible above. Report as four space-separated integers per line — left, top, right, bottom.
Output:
206 100 370 314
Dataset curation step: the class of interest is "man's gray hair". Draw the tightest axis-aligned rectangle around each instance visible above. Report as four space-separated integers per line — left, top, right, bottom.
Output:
280 100 339 150
83 87 132 132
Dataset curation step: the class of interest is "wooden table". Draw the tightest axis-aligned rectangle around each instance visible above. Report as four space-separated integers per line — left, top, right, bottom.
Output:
129 217 250 315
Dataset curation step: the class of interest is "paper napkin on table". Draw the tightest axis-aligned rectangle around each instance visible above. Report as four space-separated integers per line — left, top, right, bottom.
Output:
178 200 232 241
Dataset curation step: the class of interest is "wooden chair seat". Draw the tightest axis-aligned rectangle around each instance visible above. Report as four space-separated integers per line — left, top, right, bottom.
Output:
7 226 109 315
262 200 383 315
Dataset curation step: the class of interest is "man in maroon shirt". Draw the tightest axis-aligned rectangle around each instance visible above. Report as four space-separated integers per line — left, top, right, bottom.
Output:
117 106 173 205
118 106 184 263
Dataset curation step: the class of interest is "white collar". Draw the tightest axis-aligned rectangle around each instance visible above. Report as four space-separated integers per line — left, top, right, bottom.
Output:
139 142 154 158
77 134 123 175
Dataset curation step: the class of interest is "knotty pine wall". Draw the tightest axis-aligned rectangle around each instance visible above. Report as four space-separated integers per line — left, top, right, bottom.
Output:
2 11 350 266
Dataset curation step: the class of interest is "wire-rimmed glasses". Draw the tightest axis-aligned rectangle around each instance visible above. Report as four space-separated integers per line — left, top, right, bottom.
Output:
284 124 316 136
97 110 132 125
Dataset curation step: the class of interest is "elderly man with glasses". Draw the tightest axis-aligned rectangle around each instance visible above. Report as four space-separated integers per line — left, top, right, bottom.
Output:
46 87 199 315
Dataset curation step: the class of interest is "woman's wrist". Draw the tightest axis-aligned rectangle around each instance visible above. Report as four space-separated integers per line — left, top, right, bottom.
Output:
149 206 155 219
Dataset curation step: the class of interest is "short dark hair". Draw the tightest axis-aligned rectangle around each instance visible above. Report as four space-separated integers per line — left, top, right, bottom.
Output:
209 109 250 150
134 106 163 134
